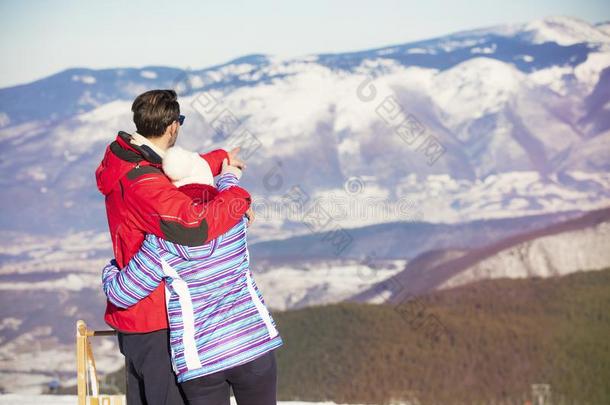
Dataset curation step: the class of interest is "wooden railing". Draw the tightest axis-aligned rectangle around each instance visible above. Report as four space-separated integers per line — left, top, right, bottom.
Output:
76 320 125 405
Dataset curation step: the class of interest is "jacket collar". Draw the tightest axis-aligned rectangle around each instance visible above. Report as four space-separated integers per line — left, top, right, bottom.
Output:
131 132 167 159
112 131 163 166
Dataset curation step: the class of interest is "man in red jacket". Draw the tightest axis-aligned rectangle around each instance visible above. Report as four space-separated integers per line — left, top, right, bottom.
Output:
96 89 251 404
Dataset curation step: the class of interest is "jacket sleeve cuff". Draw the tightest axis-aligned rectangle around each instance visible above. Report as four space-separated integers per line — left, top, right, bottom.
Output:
217 173 239 191
200 149 229 176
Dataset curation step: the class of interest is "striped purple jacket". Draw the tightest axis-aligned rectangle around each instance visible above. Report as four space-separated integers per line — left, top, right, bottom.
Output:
101 173 282 383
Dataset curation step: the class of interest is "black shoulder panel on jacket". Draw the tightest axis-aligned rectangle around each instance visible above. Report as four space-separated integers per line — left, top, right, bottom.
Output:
126 165 162 180
110 141 143 163
159 219 209 247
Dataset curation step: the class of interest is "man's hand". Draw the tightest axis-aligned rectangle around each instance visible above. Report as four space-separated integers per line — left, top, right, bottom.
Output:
227 147 251 226
228 147 246 170
221 159 242 179
245 207 255 227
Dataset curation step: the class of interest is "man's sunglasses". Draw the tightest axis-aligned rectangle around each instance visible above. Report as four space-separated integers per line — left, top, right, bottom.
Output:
177 114 185 126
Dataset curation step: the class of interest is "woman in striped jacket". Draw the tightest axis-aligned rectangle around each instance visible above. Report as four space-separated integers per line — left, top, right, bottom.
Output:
102 146 283 405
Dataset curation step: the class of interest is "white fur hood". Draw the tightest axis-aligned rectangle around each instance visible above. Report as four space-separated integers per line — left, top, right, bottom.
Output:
162 146 214 187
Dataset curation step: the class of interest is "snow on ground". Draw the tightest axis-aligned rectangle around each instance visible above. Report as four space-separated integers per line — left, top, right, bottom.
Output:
0 396 76 405
0 396 361 405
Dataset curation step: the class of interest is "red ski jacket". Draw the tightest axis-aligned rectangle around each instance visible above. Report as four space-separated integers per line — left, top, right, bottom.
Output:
96 131 251 333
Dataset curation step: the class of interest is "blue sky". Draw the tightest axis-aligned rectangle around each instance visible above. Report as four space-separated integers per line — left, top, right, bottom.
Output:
0 0 608 88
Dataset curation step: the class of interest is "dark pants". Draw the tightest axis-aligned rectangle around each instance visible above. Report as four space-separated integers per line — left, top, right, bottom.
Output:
117 329 186 405
180 350 277 405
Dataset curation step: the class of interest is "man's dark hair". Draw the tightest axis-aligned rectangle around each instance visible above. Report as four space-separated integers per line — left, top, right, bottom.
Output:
131 89 180 138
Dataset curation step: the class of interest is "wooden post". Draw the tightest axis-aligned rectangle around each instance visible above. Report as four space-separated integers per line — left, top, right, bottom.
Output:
86 331 100 397
76 320 88 405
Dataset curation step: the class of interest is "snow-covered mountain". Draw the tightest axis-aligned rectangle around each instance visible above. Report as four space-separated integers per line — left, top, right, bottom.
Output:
1 16 610 238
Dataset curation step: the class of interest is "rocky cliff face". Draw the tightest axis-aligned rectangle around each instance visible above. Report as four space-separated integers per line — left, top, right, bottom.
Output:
352 208 610 303
439 220 610 289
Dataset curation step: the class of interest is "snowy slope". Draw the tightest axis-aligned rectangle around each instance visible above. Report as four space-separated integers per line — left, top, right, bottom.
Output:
520 16 610 46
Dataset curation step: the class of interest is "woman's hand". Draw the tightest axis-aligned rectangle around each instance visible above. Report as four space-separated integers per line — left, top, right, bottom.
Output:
245 207 255 227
